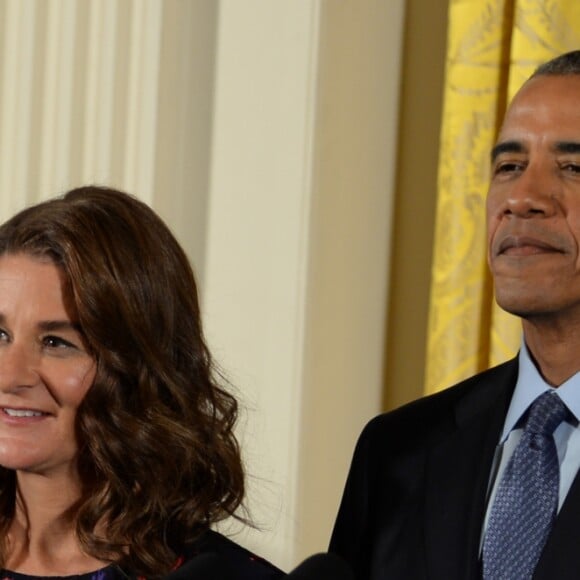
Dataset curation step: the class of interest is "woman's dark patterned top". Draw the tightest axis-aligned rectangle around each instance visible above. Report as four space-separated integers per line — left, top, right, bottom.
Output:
1 530 284 580
0 569 118 580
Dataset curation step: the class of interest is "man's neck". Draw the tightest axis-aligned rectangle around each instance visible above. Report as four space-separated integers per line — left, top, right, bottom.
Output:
522 318 580 386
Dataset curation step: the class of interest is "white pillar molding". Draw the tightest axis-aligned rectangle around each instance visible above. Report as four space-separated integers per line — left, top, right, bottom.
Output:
203 0 321 569
0 0 36 214
296 0 405 560
0 0 166 205
204 0 404 569
123 0 162 203
37 0 77 199
82 0 118 184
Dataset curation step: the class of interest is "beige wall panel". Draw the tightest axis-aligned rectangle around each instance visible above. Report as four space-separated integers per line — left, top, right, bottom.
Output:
296 0 404 561
0 0 36 213
153 0 217 281
385 0 449 410
203 1 321 568
82 0 119 184
123 0 162 202
204 0 403 569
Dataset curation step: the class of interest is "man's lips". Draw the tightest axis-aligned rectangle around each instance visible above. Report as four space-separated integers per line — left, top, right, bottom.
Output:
496 235 564 256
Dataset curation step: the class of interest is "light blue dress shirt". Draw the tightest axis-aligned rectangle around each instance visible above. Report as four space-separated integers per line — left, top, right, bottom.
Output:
481 341 580 545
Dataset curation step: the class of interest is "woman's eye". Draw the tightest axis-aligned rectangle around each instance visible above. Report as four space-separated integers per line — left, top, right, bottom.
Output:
43 335 75 349
0 329 9 343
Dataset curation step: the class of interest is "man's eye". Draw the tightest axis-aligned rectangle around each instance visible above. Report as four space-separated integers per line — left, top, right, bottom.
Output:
562 163 580 173
494 162 522 174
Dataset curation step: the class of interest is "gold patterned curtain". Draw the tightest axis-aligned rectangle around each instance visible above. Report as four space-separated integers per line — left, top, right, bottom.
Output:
425 0 580 395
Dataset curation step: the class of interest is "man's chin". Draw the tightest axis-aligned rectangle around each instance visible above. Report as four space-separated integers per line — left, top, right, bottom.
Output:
495 298 557 320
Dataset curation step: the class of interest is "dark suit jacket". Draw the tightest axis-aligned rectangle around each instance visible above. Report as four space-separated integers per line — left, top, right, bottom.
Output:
329 358 580 580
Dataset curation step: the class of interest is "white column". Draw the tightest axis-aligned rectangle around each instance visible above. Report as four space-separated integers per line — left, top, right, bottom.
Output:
82 0 118 184
0 0 212 272
122 0 162 202
204 0 404 568
204 0 321 569
0 0 36 214
296 0 405 560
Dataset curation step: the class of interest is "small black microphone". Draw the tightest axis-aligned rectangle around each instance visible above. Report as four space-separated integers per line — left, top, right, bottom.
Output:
287 553 354 579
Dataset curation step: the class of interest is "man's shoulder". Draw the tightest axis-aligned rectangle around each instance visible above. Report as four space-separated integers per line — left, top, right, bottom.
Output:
360 357 518 453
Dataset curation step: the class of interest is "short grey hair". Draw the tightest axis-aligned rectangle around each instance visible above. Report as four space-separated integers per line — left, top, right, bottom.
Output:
532 50 580 77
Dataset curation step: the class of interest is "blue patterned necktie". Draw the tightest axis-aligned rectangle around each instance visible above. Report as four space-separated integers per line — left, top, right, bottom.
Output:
482 391 568 580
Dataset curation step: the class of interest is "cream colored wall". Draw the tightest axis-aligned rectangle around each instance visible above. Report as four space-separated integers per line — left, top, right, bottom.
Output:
203 1 322 568
0 0 406 572
204 0 404 568
296 0 405 561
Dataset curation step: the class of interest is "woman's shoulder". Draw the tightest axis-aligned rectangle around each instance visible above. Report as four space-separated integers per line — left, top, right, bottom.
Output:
173 530 284 579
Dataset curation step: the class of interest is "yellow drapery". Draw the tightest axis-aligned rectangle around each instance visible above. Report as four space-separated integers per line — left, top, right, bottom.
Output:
425 0 580 395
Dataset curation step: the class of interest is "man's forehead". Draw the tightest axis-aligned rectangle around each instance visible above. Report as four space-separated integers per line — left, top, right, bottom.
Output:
497 75 580 141
506 75 580 115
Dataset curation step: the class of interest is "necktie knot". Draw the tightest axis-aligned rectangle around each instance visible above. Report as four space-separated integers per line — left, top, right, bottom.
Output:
525 391 567 437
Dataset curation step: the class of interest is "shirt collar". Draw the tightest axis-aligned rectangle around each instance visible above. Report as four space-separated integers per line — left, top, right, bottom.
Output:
500 340 580 443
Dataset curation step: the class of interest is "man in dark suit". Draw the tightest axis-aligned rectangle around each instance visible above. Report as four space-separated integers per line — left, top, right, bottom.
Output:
329 50 580 580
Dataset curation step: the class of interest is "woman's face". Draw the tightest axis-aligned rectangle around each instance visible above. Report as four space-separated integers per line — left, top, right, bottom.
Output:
0 253 96 477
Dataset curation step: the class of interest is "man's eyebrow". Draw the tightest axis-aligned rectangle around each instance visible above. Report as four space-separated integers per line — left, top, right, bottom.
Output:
554 141 580 154
490 141 525 163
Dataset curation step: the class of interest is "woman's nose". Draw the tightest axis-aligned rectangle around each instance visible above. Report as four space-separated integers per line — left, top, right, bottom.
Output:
0 343 39 392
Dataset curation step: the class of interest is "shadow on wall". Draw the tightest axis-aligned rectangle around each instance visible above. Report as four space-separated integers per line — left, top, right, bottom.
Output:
383 0 450 412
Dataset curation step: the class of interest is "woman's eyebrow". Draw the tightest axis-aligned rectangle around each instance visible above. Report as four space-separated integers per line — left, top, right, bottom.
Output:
37 320 82 333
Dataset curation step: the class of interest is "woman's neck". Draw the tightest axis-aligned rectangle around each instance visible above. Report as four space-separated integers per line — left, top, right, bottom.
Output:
5 471 107 576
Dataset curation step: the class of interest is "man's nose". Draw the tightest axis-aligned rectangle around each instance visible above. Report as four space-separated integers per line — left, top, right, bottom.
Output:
0 344 39 392
500 164 559 218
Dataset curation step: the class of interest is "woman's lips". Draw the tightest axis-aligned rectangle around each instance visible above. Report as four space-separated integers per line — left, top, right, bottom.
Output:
0 407 51 423
3 408 46 417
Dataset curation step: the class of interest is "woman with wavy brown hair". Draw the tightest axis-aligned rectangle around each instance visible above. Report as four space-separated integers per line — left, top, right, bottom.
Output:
0 186 282 579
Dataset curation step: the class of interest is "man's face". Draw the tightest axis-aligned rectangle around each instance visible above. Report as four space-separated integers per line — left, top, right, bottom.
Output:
487 74 580 320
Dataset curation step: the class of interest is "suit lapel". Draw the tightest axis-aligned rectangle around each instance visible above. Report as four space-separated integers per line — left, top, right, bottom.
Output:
423 360 518 580
533 459 580 579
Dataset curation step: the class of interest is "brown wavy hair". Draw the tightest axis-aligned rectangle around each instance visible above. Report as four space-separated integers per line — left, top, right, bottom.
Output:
0 186 245 576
